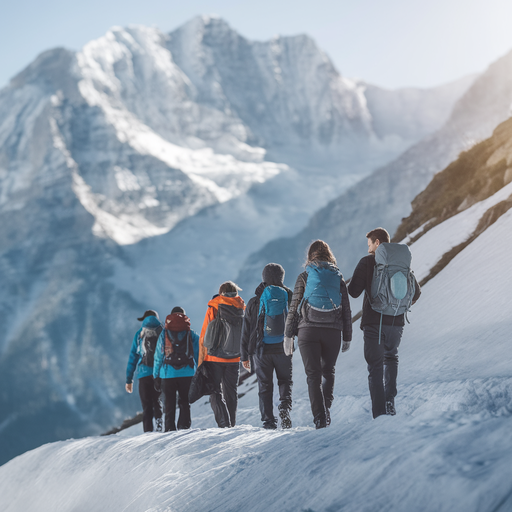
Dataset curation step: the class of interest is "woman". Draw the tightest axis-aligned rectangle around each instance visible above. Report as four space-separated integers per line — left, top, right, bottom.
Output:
284 240 352 429
198 281 245 428
153 306 199 432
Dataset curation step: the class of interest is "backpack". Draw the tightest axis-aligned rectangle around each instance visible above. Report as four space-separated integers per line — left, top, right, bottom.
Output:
301 263 343 326
163 330 194 370
203 303 244 359
370 243 415 317
137 326 162 367
163 313 194 370
258 285 288 342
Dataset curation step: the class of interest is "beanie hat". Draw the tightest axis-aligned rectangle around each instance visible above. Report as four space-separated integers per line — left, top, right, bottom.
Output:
262 263 285 286
171 306 186 315
137 309 159 321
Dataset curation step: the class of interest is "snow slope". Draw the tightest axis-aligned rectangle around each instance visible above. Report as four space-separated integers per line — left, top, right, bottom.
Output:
2 201 512 511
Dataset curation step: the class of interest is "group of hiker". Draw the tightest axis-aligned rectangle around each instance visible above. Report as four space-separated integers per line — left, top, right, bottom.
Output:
125 227 421 432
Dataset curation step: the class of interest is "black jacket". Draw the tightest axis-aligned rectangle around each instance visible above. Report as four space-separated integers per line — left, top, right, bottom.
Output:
240 282 293 360
348 254 421 328
284 269 353 342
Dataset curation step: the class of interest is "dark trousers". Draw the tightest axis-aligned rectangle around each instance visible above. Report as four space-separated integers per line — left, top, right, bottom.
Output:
161 377 193 431
138 376 162 432
254 352 293 426
209 362 239 428
363 324 403 418
298 327 341 425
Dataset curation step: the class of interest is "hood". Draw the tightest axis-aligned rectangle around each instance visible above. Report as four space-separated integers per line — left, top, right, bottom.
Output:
262 263 285 286
141 316 162 329
208 294 245 310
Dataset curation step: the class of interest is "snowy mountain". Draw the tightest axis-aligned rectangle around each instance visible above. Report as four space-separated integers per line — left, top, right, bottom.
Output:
2 127 512 509
237 48 512 293
0 15 473 466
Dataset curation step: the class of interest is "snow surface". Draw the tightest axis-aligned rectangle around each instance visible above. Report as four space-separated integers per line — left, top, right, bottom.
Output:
2 206 512 511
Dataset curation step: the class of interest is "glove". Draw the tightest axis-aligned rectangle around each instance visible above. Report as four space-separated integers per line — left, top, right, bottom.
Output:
283 336 294 356
342 340 351 353
154 377 161 392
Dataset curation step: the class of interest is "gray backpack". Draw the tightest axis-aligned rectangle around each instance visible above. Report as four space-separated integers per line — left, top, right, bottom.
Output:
370 243 415 317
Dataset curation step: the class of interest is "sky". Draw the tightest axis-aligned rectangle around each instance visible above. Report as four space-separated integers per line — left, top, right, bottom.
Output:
1 0 512 90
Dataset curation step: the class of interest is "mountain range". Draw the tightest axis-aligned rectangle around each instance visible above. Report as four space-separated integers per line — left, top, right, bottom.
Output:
0 15 487 465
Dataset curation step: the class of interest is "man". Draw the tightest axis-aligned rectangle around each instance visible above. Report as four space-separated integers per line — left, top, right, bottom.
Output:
348 228 421 418
241 263 293 429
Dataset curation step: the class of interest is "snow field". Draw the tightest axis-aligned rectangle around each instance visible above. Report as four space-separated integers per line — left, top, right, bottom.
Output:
1 192 512 512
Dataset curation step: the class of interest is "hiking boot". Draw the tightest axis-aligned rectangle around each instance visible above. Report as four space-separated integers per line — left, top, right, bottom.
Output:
155 418 163 432
385 401 396 416
279 408 292 429
326 409 331 426
263 421 277 430
315 419 327 429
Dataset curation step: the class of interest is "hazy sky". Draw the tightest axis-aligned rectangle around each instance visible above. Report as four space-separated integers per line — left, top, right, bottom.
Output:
1 0 512 90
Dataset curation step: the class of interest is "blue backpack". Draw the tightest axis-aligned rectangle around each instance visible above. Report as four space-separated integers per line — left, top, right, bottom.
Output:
258 285 289 344
301 263 342 325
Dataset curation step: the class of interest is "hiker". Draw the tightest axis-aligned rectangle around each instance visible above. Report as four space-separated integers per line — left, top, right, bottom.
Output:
241 263 293 429
348 227 421 418
198 281 245 428
284 240 352 429
153 307 199 431
125 310 163 432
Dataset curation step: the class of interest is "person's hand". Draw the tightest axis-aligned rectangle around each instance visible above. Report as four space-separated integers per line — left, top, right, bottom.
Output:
242 360 251 371
125 383 133 393
284 337 294 356
154 377 161 392
342 340 351 353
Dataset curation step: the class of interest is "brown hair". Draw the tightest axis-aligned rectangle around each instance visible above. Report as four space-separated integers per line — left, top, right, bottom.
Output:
366 228 390 244
305 240 337 267
218 281 242 296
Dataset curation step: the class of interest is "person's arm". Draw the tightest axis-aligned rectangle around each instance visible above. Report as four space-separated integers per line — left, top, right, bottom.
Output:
198 306 215 366
126 330 141 389
284 272 306 339
240 299 255 368
412 273 421 304
340 279 352 343
347 258 368 299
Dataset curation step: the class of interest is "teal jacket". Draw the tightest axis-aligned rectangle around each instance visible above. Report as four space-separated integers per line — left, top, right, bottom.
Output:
153 329 199 379
126 315 162 384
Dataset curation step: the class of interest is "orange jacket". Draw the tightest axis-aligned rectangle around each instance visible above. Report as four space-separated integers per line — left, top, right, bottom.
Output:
198 294 246 365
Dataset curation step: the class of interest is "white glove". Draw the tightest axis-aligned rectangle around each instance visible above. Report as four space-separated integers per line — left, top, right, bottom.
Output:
342 340 351 353
284 336 294 356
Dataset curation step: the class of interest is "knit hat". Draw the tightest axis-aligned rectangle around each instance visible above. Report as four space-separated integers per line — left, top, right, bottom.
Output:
262 263 285 286
137 309 159 321
171 306 186 315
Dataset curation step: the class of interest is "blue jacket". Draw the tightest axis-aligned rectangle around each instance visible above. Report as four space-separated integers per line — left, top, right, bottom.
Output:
153 328 199 379
126 316 162 384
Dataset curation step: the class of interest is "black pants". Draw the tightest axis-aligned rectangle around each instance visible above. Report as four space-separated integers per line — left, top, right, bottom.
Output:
298 327 341 426
161 377 193 431
138 376 162 432
209 362 239 428
363 324 403 418
254 352 293 427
